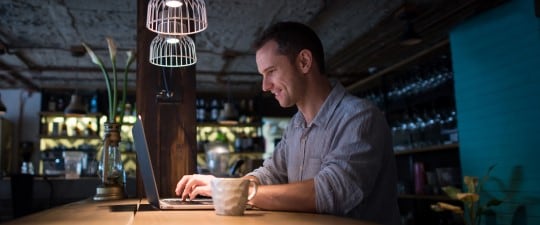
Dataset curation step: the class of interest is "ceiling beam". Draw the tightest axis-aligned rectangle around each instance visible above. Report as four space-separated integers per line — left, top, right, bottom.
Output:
0 61 39 90
0 65 263 77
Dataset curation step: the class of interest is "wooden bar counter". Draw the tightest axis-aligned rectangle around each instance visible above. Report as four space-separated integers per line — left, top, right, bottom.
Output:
3 199 377 225
2 199 139 225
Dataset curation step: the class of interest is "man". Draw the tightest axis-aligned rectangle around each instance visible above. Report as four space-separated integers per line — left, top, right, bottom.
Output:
176 21 401 225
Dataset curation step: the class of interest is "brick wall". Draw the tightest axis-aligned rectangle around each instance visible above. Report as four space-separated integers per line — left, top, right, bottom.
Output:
450 0 540 224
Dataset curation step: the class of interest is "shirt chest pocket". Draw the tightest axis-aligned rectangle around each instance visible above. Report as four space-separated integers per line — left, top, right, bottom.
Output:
302 134 329 177
303 155 322 177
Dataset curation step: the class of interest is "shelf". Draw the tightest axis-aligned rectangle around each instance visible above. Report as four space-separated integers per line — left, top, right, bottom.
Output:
398 194 457 201
197 122 262 127
394 143 458 156
40 112 103 117
40 135 101 140
346 39 450 93
385 82 456 112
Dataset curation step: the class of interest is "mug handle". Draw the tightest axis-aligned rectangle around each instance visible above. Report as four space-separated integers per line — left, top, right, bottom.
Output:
247 180 258 200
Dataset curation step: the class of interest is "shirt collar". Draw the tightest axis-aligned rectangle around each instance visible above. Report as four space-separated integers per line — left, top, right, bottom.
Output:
292 81 346 129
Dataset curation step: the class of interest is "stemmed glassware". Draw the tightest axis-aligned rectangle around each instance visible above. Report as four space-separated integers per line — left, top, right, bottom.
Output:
357 54 457 152
390 107 458 152
386 63 453 101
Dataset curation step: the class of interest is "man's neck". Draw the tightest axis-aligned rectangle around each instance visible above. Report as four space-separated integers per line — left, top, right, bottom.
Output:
297 77 332 125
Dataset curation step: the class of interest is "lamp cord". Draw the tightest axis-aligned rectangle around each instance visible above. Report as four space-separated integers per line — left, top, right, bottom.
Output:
160 67 173 98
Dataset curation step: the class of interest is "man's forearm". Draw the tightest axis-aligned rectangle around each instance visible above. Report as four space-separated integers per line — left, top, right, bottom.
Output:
248 179 316 212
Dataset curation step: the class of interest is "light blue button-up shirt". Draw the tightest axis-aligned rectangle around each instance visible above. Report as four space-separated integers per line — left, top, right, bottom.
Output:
247 82 401 225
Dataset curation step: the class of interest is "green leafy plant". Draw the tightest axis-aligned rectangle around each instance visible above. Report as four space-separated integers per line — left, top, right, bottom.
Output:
431 165 503 225
82 37 135 124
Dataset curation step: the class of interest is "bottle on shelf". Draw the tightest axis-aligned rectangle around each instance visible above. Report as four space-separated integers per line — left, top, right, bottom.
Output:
196 132 206 153
237 99 247 123
51 122 59 136
60 122 68 136
413 162 426 195
89 94 98 113
242 131 254 152
246 99 259 123
85 121 95 136
73 124 82 136
56 97 65 112
196 98 207 122
253 127 265 152
41 117 49 135
131 102 137 116
234 131 245 152
210 99 221 122
124 102 132 116
48 96 56 112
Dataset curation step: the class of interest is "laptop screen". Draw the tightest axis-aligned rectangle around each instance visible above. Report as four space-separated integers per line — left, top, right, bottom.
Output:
132 115 161 208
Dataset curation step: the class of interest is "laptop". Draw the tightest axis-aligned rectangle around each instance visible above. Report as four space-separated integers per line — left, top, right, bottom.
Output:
132 115 214 210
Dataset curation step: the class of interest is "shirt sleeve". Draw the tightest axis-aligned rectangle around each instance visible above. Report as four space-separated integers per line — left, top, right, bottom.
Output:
314 107 386 215
245 131 289 185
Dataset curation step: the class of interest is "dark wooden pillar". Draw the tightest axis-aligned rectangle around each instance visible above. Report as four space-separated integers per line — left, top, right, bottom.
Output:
136 0 197 198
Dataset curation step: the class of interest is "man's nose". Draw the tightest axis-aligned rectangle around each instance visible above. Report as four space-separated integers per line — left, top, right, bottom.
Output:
261 77 271 92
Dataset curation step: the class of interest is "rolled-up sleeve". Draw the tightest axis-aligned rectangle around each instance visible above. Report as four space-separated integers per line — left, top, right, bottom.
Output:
246 133 289 185
314 108 384 215
246 82 400 224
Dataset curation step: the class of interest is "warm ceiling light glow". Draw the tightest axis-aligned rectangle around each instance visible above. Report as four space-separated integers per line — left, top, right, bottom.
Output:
166 37 180 44
147 0 207 35
149 35 197 67
165 0 182 7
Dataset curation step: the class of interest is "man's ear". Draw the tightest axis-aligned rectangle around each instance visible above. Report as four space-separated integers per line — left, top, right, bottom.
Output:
296 49 312 74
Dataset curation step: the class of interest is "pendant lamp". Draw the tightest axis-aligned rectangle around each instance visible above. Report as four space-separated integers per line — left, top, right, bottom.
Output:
149 34 197 67
146 0 208 35
64 94 87 115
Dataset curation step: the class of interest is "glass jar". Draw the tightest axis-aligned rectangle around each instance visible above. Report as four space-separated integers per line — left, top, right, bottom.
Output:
98 123 124 186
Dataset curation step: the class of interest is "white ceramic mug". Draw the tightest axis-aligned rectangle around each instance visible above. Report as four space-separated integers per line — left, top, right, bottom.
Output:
211 178 258 216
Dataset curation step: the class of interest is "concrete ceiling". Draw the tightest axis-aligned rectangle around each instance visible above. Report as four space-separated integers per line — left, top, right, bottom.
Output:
0 0 505 96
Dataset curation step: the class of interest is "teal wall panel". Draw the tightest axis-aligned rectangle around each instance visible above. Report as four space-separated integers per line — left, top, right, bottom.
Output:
450 0 540 224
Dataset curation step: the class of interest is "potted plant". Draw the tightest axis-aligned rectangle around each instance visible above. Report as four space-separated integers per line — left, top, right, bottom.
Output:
82 38 135 124
431 165 503 225
82 37 135 200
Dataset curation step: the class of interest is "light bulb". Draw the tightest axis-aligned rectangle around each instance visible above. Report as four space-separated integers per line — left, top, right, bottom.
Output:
165 0 183 7
166 37 180 44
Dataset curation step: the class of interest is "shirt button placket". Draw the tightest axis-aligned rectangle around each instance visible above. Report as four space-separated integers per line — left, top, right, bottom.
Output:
300 133 307 180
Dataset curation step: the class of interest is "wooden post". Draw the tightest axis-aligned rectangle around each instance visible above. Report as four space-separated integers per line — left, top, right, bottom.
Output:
136 0 197 198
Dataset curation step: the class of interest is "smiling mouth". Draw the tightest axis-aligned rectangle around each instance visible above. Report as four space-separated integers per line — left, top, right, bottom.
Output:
272 88 282 97
272 91 280 99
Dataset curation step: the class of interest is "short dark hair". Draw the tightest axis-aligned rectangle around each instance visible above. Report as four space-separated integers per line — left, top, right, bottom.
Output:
253 21 326 74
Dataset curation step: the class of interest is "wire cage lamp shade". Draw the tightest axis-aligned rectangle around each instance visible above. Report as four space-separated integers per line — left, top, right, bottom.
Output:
149 34 197 67
147 0 208 35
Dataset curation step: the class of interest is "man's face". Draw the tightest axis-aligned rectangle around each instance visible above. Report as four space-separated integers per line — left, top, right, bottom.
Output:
256 40 303 108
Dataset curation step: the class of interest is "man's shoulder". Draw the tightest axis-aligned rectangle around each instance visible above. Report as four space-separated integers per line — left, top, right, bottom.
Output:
339 93 378 113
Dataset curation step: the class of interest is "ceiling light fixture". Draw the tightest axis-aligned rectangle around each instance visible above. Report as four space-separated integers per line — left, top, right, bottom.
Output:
218 78 239 125
149 34 197 67
165 0 183 8
147 0 208 35
165 37 180 44
64 94 87 116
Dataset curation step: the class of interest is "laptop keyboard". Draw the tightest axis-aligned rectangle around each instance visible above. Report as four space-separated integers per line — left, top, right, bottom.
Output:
162 198 213 205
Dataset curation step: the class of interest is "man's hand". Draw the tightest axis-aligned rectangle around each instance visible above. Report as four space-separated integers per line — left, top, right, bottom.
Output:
175 174 215 200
